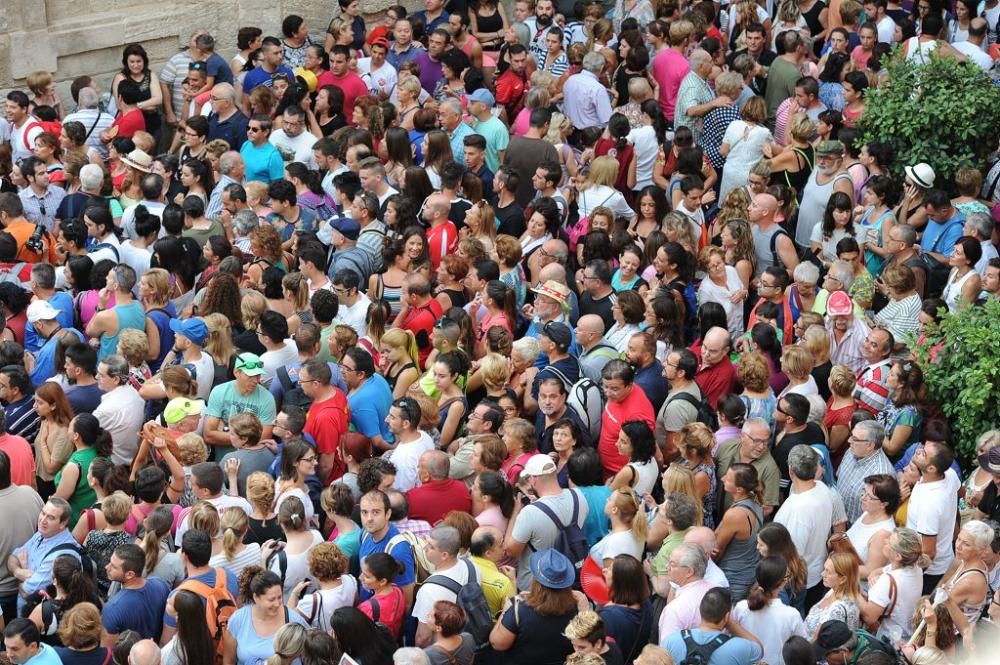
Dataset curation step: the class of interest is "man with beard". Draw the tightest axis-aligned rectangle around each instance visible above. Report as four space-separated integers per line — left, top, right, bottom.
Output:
907 439 960 593
414 29 451 95
796 141 856 251
534 378 591 454
525 0 557 63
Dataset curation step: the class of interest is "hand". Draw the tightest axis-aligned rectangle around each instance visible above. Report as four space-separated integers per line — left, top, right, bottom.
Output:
700 190 716 206
730 289 747 304
220 208 233 226
521 303 535 319
225 457 240 477
151 436 169 450
499 565 516 581
715 95 733 107
898 479 912 501
970 489 984 508
921 598 937 625
17 550 28 568
263 539 282 553
98 287 111 308
291 579 310 599
643 557 654 577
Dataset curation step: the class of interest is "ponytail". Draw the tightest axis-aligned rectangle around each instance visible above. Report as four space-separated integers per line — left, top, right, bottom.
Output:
746 555 788 611
141 505 175 575
221 509 249 560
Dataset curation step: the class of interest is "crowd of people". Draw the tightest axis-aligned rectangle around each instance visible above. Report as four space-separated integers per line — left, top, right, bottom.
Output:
0 0 1000 664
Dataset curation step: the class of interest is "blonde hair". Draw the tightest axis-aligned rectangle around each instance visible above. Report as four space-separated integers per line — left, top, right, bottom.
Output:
246 472 276 518
221 508 249 560
828 364 857 398
176 433 209 466
203 313 236 366
190 500 221 536
680 423 714 463
245 181 269 207
828 551 862 601
479 353 511 393
664 212 698 254
241 290 267 331
803 325 831 364
611 488 648 543
635 645 675 665
229 412 263 446
585 156 620 189
788 113 816 144
117 328 150 367
662 464 704 526
282 272 310 311
738 352 772 393
205 139 231 161
58 602 104 649
143 268 173 304
382 328 420 368
26 70 53 96
101 491 132 527
131 131 155 154
564 610 605 641
781 345 814 380
266 623 307 665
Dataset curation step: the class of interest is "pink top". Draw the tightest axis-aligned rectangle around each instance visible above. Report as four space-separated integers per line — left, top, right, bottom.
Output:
478 310 512 343
657 578 715 637
512 108 531 136
652 48 690 119
475 505 509 535
502 451 534 485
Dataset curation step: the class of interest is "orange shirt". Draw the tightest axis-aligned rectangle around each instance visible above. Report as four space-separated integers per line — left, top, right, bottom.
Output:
6 219 58 263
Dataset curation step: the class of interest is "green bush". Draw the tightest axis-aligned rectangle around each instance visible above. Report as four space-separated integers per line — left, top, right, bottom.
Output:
861 50 1000 185
912 299 1000 465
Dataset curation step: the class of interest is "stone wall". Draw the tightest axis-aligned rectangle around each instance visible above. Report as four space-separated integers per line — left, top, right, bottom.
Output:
0 0 410 98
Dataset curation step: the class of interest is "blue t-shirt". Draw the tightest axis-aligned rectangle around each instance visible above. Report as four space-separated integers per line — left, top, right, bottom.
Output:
24 291 75 353
163 568 240 628
147 302 177 374
358 525 416 600
919 212 965 257
240 142 285 184
67 383 104 416
578 484 613 546
228 604 308 665
102 576 171 639
24 643 61 665
663 629 763 665
204 52 234 85
348 374 394 444
269 361 347 406
242 66 295 94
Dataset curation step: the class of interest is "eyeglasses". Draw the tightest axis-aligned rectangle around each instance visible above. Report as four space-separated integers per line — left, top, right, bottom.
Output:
849 436 873 445
743 433 770 446
338 364 358 373
248 126 268 133
300 455 318 463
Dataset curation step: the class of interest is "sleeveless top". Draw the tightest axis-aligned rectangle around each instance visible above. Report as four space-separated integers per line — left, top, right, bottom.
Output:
943 268 977 312
798 171 853 247
438 395 468 431
771 145 814 200
718 498 764 600
800 0 827 35
385 362 416 392
99 300 146 361
475 8 504 35
943 566 989 624
859 207 895 277
904 36 939 64
845 514 895 561
751 223 786 277
377 273 404 318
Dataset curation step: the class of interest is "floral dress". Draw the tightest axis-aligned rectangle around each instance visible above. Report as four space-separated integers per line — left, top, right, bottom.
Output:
878 400 922 451
683 460 718 529
804 596 860 637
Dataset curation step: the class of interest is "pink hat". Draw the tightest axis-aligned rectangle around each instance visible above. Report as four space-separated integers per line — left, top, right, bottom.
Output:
827 290 853 316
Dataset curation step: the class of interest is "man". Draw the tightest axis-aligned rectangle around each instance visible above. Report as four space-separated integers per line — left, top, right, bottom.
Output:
28 301 84 390
598 360 655 480
205 83 248 149
0 194 58 264
726 23 775 96
387 488 433 538
203 352 277 448
358 38 398 99
104 80 146 140
775 445 834 600
8 498 79 613
447 401 504 482
0 363 37 444
160 30 206 142
86 263 152 362
683 527 730 588
652 20 693 120
982 258 1000 303
358 157 398 209
396 274 444 367
160 530 239 643
298 245 332 297
347 190 386 273
331 270 372 339
878 224 927 299
93 355 146 465
385 397 436 492
674 50 729 141
173 462 252 545
495 45 530 122
865 0 897 42
358 490 416 604
341 348 393 451
908 439 960 592
530 161 567 220
462 135 495 202
439 99 477 167
242 36 294 99
837 420 894 523
469 526 515 617
656 349 703 461
129 641 161 665
505 109 559 208
299 358 351 485
694 327 736 410
716 419 781 514
314 136 348 206
102 544 170 644
269 321 347 409
813 620 898 665
527 322 579 415
524 279 574 351
953 18 992 69
413 526 482 647
63 342 103 415
311 290 340 364
578 260 617 330
163 317 215 400
419 193 457 271
269 106 317 166
205 154 245 226
535 378 591 454
825 290 870 373
562 52 612 133
749 193 798 277
414 30 451 95
854 327 894 415
764 31 808 121
407 451 471 525
268 179 316 242
919 189 966 262
5 92 44 164
467 89 508 173
526 0 558 61
415 0 450 32
576 314 618 382
439 162 473 232
964 212 999 277
624 332 667 413
55 164 107 226
240 115 284 183
327 218 375 285
0 450 43 622
17 157 65 232
83 204 123 264
797 141 856 250
256 311 298 389
656 543 716 638
505 454 588 591
771 393 826 493
63 86 114 158
663 588 763 663
4 618 61 665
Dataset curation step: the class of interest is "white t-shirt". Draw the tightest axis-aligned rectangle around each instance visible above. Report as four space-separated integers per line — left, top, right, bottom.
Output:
412 559 481 624
953 41 993 70
337 294 373 338
774 482 834 588
387 431 437 492
268 529 325 596
295 575 359 629
906 474 960 575
186 350 217 402
732 598 808 665
876 15 897 44
261 341 299 389
590 529 644 564
809 223 861 265
358 59 399 99
697 265 745 338
627 124 659 190
118 241 153 278
269 130 319 168
10 116 44 163
868 564 924 641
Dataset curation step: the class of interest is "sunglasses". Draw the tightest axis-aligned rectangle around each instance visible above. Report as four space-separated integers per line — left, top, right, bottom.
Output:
237 359 264 370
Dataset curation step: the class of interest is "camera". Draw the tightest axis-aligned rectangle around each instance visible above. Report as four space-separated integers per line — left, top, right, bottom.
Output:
25 224 46 254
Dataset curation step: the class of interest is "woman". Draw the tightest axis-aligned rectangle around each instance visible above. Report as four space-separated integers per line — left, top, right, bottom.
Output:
223 567 308 665
489 549 578 665
732 556 808 665
841 71 868 127
590 489 647 566
612 244 648 294
766 114 816 200
111 44 163 137
289 543 357 630
810 192 857 270
395 78 423 132
880 361 928 459
435 255 469 312
472 468 513 534
29 555 102 645
933 519 991 626
138 506 185 585
54 414 112 525
804 552 863 637
678 423 718 529
948 0 977 42
321 483 361 565
34 382 74 499
357 551 407 640
605 290 645 354
463 201 498 256
473 282 516 357
330 607 396 665
434 351 469 449
82 490 133 596
519 206 555 270
577 156 636 221
719 97 773 201
54 602 111 665
738 352 778 428
960 431 1000 525
757 523 809 613
501 417 538 484
423 600 475 665
778 345 820 399
434 49 470 103
941 235 982 312
369 239 410 319
818 54 851 112
845 474 899 577
210 508 262 578
855 175 897 277
265 498 323 598
422 129 453 189
714 395 747 455
33 132 65 184
721 219 756 295
825 365 856 456
715 463 764 601
378 329 420 399
472 0 510 54
698 245 747 338
274 440 318 526
599 555 654 662
313 86 347 136
549 418 583 489
246 472 283 546
176 115 209 170
160 589 215 665
245 225 287 287
610 420 658 496
626 188 668 248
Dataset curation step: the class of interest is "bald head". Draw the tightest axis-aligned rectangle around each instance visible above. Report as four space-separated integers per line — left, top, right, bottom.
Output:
750 193 778 225
405 273 432 297
701 327 732 367
219 151 244 177
577 314 606 334
684 526 718 555
969 17 988 41
470 525 504 558
425 193 451 220
538 261 568 285
540 239 569 266
129 640 161 665
420 449 450 481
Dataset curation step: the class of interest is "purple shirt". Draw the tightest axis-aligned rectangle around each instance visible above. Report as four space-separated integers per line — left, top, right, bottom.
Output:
413 51 444 95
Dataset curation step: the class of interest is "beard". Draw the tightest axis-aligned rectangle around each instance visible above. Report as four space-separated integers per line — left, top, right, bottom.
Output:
537 13 553 26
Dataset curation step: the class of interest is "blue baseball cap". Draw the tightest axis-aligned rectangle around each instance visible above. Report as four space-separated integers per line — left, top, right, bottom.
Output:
468 88 496 106
169 317 209 346
329 217 361 241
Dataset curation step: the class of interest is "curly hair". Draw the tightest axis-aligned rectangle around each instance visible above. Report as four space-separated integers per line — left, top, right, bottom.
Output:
308 542 348 581
200 272 243 323
249 225 283 263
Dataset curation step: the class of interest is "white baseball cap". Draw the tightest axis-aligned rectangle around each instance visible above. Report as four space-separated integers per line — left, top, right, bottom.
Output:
26 300 62 324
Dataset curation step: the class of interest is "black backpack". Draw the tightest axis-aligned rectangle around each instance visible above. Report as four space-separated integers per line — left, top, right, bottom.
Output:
531 491 589 582
665 390 719 431
919 219 964 299
679 629 732 665
48 543 98 580
276 366 313 411
423 559 494 647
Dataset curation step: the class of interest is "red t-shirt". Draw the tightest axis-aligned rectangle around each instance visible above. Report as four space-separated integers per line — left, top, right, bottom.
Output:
401 298 444 367
693 350 737 410
112 108 146 139
0 434 35 487
406 479 472 525
304 388 351 483
598 387 655 480
426 221 458 270
359 585 407 638
329 72 369 119
316 70 336 90
594 138 635 195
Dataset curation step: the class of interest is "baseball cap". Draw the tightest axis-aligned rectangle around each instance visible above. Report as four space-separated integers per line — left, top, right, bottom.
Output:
467 88 496 106
816 140 844 157
169 317 209 346
521 454 557 477
26 300 62 324
329 217 361 241
813 621 854 660
827 290 853 317
163 397 205 425
234 352 266 376
541 321 573 350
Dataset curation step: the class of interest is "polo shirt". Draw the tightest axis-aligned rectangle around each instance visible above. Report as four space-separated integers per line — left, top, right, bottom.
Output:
716 437 781 510
5 394 39 443
239 141 284 183
406 479 472 525
358 525 416 600
413 9 450 32
23 643 61 665
327 72 369 118
304 389 350 482
598 387 655 480
207 110 249 150
13 529 80 608
657 579 715 639
387 43 422 70
470 555 515 617
693 354 736 410
919 213 966 257
854 359 892 415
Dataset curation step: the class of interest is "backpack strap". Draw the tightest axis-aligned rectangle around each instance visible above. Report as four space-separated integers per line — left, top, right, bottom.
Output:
277 366 295 393
666 391 701 409
529 498 566 548
370 597 381 622
41 600 54 634
214 567 228 592
101 648 112 665
769 227 790 269
425 558 475 594
541 365 573 393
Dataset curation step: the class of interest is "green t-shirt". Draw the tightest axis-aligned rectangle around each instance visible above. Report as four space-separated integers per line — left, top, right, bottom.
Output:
652 528 691 576
205 380 277 427
55 446 99 525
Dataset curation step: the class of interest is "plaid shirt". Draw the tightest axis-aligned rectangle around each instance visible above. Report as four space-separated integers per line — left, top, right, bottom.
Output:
700 103 741 169
854 359 892 415
394 518 433 538
837 448 894 523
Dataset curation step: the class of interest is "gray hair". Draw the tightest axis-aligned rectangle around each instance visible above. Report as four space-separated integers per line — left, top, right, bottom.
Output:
855 419 885 447
894 224 917 246
512 337 540 363
77 87 100 110
664 493 700 531
510 22 531 47
232 209 259 237
689 49 712 69
892 527 925 567
428 525 461 557
102 354 131 384
673 542 708 578
828 260 855 290
787 444 818 481
219 151 244 177
422 450 450 481
793 261 820 285
964 519 995 552
582 52 606 74
966 212 994 240
80 164 104 191
129 640 161 665
525 86 550 110
47 496 73 524
742 417 771 439
211 83 236 104
441 98 463 115
714 71 744 99
393 648 431 665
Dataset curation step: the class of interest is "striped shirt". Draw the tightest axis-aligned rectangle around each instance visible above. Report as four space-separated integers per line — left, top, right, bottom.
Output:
837 448 895 523
539 50 570 77
853 358 892 415
5 394 40 444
